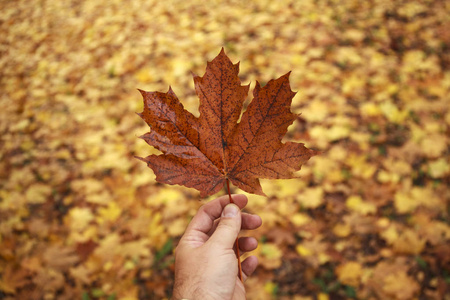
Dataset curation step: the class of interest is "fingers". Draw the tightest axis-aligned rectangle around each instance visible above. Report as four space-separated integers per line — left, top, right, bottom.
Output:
207 211 262 236
207 204 242 248
241 213 262 231
241 256 259 281
185 194 248 235
238 237 258 253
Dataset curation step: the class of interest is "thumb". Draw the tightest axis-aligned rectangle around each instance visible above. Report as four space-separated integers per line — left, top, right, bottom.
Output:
207 204 241 249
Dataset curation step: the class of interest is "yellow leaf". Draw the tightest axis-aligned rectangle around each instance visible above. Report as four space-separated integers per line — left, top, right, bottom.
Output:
428 158 449 178
97 202 121 224
333 223 351 237
277 200 291 217
296 245 312 256
327 169 345 183
312 156 339 181
171 57 192 77
346 195 376 215
296 187 323 209
336 261 363 287
261 243 282 260
395 187 443 213
349 131 371 151
275 179 306 198
344 29 365 43
377 170 400 184
383 271 419 300
360 102 381 117
293 296 313 300
317 293 329 300
420 134 447 158
309 126 331 148
342 74 365 97
382 158 412 176
148 212 167 249
380 224 399 245
121 296 138 300
135 68 154 83
25 184 52 204
264 281 277 295
393 229 425 255
245 192 268 208
398 2 426 18
346 154 376 179
67 207 94 231
411 187 442 210
394 191 418 213
148 188 184 207
124 260 135 270
259 243 283 269
379 101 408 123
131 171 156 187
121 239 152 259
103 261 113 272
318 252 330 264
300 100 329 122
167 218 187 237
291 213 311 227
92 233 121 264
423 221 450 245
328 145 347 161
327 125 351 141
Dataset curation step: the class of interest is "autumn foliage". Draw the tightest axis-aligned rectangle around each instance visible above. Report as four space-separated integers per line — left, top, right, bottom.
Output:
137 49 317 197
1 0 449 299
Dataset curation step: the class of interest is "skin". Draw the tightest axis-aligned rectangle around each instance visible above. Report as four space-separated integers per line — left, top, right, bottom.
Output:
172 194 262 300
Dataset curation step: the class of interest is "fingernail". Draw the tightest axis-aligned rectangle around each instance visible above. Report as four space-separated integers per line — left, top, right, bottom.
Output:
222 204 239 218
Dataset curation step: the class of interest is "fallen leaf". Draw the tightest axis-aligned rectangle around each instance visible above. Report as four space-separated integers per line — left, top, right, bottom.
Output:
70 265 91 284
258 243 283 269
383 271 420 300
317 293 329 300
296 236 330 267
137 49 317 196
25 184 52 204
66 207 94 232
346 195 377 215
296 187 324 209
0 265 28 294
427 158 449 178
336 261 363 287
97 201 122 224
392 229 426 255
368 259 420 300
43 246 79 271
333 223 351 237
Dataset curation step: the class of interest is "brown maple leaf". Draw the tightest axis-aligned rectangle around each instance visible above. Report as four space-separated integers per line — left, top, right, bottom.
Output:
137 49 318 197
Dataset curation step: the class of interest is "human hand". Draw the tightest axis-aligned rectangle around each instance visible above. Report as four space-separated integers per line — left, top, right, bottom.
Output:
172 194 262 300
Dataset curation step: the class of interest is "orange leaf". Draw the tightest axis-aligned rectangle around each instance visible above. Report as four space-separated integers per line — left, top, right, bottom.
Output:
137 49 318 196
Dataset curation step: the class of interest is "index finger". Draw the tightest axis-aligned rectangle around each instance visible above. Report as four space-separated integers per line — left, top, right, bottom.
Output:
186 194 248 235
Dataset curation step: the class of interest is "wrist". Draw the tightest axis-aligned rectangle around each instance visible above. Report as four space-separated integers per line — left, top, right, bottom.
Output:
172 287 217 300
172 287 193 300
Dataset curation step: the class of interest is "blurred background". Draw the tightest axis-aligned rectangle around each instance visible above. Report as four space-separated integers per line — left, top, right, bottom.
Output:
0 0 449 299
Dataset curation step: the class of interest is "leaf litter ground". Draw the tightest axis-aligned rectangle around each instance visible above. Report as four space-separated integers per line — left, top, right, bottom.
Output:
0 0 449 299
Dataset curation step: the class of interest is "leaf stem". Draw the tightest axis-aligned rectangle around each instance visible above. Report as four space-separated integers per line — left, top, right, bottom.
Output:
226 178 244 283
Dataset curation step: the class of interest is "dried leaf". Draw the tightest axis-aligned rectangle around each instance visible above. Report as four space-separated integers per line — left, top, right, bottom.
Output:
336 261 363 287
43 246 79 271
137 49 317 196
0 265 28 294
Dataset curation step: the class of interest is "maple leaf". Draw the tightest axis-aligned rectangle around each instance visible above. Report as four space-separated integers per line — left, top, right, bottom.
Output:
137 49 318 197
